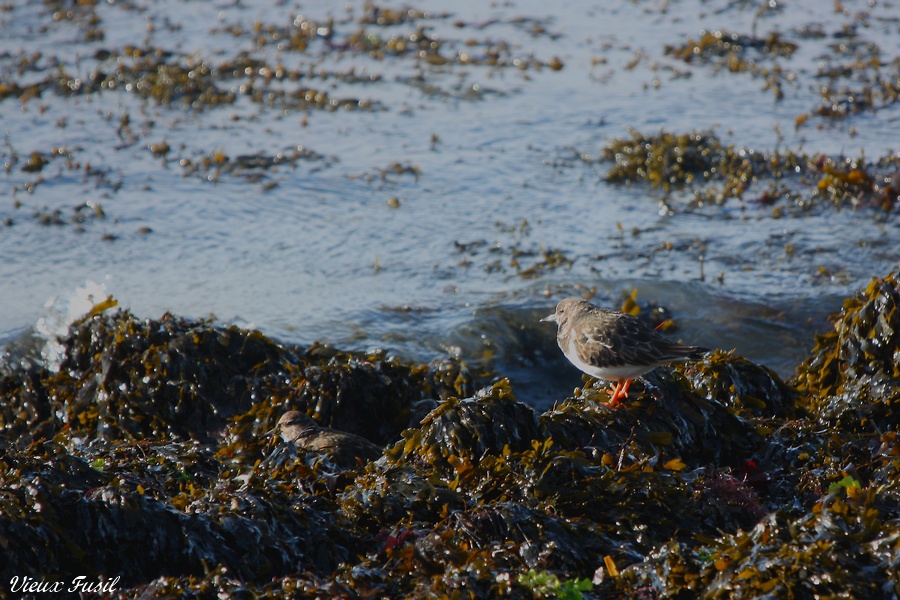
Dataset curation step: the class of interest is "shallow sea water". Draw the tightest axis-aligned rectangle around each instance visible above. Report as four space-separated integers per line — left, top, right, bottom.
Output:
1 0 898 407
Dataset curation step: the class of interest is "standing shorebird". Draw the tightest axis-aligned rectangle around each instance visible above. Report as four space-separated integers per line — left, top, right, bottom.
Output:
542 297 709 406
271 411 382 468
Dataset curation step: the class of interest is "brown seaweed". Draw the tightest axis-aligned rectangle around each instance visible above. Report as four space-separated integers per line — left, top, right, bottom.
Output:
3 272 900 597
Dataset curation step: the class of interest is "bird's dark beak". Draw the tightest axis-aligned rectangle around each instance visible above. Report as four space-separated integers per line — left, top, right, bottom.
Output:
540 314 556 323
264 425 280 437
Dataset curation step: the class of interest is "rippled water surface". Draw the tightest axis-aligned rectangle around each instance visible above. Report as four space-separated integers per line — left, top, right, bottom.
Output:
2 0 898 406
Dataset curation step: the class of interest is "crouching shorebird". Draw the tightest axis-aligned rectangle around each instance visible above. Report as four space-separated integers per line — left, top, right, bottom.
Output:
541 297 709 406
271 411 383 468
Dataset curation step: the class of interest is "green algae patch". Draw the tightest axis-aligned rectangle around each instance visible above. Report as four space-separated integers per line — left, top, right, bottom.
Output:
3 274 900 596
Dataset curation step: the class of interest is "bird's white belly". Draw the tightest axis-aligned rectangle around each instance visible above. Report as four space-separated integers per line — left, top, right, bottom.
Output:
564 339 652 381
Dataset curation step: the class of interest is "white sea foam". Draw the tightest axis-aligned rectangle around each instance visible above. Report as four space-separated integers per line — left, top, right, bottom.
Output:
35 281 113 372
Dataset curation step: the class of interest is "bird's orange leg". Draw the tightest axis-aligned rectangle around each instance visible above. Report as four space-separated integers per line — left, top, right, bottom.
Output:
607 379 633 405
604 380 626 407
606 380 621 398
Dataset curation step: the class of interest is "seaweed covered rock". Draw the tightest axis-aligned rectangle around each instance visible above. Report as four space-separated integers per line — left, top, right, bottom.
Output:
343 374 778 595
0 308 473 451
353 501 620 598
0 442 359 587
787 271 900 522
54 310 295 442
541 367 762 468
339 383 638 596
389 379 542 470
285 346 469 446
0 363 59 443
621 487 897 598
342 380 544 531
0 306 488 594
685 349 800 419
794 272 900 431
4 276 900 598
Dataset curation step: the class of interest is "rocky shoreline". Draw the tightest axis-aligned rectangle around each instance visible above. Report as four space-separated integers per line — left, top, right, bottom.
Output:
2 271 899 598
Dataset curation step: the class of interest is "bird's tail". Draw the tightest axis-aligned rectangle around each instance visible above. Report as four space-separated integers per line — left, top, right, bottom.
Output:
670 344 710 361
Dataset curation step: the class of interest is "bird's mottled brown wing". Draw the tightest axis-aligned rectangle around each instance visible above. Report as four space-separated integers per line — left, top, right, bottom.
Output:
300 429 382 468
575 309 705 368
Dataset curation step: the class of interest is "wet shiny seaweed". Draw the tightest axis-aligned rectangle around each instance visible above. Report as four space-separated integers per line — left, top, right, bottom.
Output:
453 219 576 280
2 2 560 113
593 128 899 211
665 29 798 101
2 272 900 596
665 23 899 123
